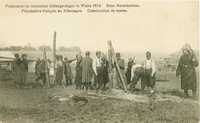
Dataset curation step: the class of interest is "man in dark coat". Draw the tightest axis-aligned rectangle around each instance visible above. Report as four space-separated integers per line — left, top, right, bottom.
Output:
55 55 64 86
35 59 46 86
64 57 74 87
101 55 109 90
75 54 83 89
126 58 134 84
20 54 28 87
81 51 94 90
176 44 198 97
13 53 21 88
35 58 41 76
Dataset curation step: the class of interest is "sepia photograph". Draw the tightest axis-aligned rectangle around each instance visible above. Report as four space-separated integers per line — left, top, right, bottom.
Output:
0 0 199 122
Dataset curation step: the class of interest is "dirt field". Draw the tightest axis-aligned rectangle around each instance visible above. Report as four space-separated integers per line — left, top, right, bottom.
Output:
0 72 199 123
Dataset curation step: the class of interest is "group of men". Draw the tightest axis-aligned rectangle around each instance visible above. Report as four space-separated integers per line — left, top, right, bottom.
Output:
12 44 199 97
13 50 157 92
35 55 74 87
126 51 156 92
34 50 157 93
12 53 28 88
51 51 109 91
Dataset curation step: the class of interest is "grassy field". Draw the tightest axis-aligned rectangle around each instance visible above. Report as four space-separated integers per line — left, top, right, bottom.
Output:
0 50 199 123
0 69 199 123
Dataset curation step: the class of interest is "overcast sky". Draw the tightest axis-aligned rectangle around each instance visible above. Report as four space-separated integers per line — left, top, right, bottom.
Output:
0 0 198 54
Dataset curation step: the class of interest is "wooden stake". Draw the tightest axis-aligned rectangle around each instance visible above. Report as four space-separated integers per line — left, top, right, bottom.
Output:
107 41 127 92
53 31 56 85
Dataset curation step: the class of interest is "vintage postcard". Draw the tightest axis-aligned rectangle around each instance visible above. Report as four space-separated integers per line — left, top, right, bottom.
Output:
0 0 199 123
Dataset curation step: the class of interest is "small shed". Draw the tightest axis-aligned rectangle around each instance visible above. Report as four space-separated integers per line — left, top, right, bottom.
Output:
0 51 14 71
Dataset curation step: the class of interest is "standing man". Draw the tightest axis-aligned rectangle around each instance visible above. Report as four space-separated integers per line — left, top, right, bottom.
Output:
48 59 54 86
93 51 103 91
101 54 109 90
126 58 134 85
20 54 29 87
55 55 64 86
114 52 126 89
143 51 156 93
64 57 73 87
81 51 94 91
12 53 21 88
35 58 41 81
176 44 198 97
35 59 46 87
35 58 41 76
75 54 83 89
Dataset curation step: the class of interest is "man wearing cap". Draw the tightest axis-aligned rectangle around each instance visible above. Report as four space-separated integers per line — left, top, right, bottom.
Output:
64 57 73 87
13 53 21 88
126 58 134 85
75 54 83 89
81 51 94 90
114 52 126 89
93 51 103 91
20 54 29 87
176 44 198 97
143 51 156 92
35 59 46 87
55 55 64 86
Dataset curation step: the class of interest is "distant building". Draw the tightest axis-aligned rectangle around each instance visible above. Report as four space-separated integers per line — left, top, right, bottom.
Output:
0 51 14 71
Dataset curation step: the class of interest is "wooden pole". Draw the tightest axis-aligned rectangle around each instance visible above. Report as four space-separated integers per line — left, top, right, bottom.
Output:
53 31 56 85
107 41 127 92
107 41 115 89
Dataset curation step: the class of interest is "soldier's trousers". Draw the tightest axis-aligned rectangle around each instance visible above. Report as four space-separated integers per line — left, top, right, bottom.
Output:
143 69 156 88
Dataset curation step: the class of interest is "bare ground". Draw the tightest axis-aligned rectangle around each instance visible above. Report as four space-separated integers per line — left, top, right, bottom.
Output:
0 72 199 123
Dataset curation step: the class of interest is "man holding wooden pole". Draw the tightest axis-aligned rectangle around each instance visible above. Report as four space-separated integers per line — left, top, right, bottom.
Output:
107 41 127 92
115 52 127 89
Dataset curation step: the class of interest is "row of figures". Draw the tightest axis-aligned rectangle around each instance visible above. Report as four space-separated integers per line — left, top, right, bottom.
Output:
33 51 157 93
12 53 28 88
12 43 198 98
35 51 110 91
